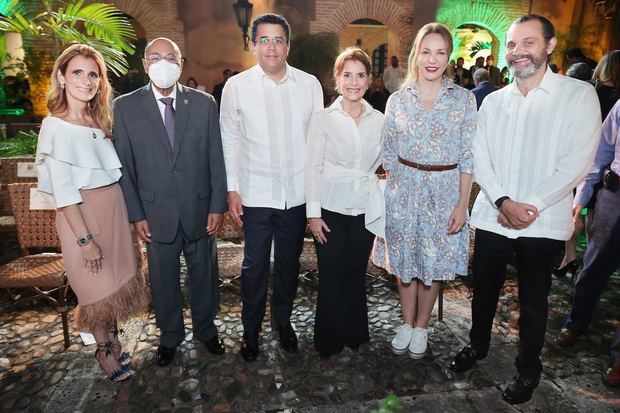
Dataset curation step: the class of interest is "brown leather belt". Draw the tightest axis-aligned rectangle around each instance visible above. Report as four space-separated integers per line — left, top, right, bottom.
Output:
398 156 458 172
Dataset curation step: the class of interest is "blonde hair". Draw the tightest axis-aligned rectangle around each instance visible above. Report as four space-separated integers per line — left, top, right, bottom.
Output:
47 44 113 138
405 22 453 85
333 47 372 93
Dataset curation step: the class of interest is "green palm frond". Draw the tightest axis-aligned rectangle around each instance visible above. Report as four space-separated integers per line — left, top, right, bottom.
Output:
468 41 492 58
55 1 135 54
0 0 136 76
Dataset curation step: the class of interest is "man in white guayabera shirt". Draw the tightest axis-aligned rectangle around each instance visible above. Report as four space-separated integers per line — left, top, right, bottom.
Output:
220 13 323 362
448 14 601 404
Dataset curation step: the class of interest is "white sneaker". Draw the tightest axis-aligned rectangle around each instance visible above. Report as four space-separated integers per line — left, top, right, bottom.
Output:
390 324 414 355
408 327 428 359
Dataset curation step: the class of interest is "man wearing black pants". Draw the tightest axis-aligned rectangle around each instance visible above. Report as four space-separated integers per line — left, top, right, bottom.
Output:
449 14 601 404
239 205 306 336
470 231 562 375
219 14 323 361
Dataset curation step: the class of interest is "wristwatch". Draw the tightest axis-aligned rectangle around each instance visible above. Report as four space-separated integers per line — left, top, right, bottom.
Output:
495 196 510 209
76 233 92 247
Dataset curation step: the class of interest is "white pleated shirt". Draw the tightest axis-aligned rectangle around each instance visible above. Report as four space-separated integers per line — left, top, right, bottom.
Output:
470 68 601 240
220 64 324 209
35 116 122 208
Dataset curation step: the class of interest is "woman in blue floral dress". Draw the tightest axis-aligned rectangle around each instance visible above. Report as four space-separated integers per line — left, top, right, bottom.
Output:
383 23 477 358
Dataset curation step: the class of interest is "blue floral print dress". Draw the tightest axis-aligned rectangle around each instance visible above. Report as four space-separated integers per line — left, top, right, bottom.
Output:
380 77 477 285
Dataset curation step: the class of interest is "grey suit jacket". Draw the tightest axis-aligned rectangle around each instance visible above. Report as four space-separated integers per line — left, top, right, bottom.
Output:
113 83 227 243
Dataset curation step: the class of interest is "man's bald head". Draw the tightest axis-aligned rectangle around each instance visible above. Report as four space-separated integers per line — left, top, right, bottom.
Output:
144 37 182 59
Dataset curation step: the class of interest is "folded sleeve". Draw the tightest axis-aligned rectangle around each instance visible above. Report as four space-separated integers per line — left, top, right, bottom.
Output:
459 92 477 175
305 111 327 218
44 156 83 208
472 97 507 205
382 94 399 171
220 81 241 192
574 102 619 207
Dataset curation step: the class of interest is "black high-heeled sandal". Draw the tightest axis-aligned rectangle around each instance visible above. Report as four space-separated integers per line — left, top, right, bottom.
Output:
95 342 131 382
109 325 131 367
552 260 578 278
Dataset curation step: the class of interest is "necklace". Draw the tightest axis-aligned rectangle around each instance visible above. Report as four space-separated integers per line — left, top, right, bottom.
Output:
348 105 364 120
63 116 97 139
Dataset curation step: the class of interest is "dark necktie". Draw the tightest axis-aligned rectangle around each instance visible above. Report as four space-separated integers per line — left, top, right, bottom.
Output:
160 97 175 147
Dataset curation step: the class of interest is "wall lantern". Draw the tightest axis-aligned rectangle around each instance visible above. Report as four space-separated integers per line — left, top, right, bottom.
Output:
233 0 253 50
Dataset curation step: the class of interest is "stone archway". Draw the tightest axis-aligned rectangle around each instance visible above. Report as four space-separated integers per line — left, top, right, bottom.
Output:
111 0 185 53
437 2 514 70
310 0 415 70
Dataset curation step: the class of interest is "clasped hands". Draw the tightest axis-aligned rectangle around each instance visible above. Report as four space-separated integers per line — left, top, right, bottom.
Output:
497 199 539 229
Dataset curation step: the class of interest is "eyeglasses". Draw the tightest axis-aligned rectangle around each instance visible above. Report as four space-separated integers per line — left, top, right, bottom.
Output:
144 54 183 64
257 36 286 46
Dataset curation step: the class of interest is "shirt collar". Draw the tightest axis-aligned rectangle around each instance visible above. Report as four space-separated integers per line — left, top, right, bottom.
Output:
254 63 295 84
152 83 178 102
405 75 454 96
509 66 559 96
326 95 374 118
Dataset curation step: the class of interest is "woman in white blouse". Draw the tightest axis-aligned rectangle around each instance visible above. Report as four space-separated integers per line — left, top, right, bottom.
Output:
35 44 148 382
305 47 385 359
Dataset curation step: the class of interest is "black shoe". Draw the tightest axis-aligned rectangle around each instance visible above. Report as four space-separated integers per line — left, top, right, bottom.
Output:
155 345 176 367
448 344 486 372
555 327 580 347
552 260 577 278
347 344 359 352
204 335 225 355
277 323 298 353
502 374 539 404
240 331 259 362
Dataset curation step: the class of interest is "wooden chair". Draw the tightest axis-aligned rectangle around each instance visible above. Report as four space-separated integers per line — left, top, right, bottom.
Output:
216 212 244 291
0 183 70 348
0 156 37 216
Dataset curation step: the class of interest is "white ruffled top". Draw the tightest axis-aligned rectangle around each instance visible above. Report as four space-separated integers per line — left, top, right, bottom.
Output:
36 116 122 208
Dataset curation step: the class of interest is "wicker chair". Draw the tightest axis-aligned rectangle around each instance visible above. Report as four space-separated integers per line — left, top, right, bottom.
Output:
0 183 70 348
216 212 244 290
0 157 37 216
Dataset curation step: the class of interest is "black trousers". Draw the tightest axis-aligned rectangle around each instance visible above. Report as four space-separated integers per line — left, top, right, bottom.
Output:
147 221 219 348
240 205 306 332
469 229 562 377
314 210 375 354
565 188 620 334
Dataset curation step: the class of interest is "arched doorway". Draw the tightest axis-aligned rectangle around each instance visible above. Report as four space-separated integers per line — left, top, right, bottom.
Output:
437 1 514 71
453 24 500 69
310 0 415 72
338 19 397 76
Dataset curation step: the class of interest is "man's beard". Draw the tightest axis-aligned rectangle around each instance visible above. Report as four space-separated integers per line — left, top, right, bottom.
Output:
508 50 548 79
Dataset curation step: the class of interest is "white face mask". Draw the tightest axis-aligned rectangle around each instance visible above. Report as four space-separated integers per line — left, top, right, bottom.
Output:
147 60 181 89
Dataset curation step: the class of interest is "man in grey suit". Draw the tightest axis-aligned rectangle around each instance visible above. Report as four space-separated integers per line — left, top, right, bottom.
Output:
113 37 227 367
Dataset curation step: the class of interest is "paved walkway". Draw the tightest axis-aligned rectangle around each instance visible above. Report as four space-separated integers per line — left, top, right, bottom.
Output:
1 239 619 412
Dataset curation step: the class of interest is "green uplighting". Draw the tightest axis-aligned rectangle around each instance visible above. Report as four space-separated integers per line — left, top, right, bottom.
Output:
0 108 25 115
437 0 513 70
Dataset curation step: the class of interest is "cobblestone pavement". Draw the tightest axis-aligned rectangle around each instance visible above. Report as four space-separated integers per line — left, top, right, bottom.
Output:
1 238 619 412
